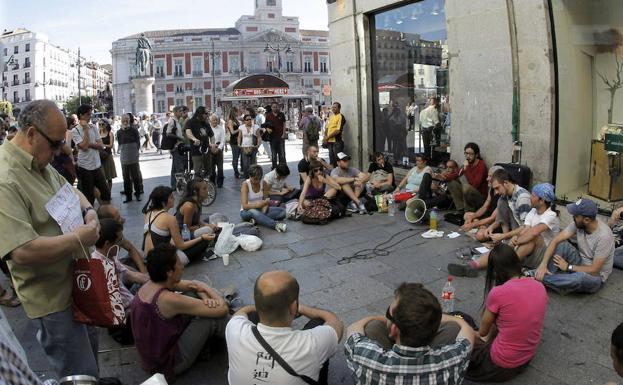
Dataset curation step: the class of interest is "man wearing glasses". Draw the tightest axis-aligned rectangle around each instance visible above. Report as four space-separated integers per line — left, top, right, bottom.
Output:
447 142 488 213
0 100 103 379
71 104 111 205
345 283 475 384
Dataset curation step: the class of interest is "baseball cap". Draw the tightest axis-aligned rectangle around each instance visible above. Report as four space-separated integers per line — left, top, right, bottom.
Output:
532 183 555 203
566 198 598 217
337 152 351 161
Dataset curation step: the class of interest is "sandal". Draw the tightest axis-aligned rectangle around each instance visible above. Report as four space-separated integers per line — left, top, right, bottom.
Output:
220 285 238 301
0 288 21 307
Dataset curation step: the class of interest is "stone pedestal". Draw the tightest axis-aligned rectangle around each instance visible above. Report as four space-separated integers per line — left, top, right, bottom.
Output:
131 76 155 114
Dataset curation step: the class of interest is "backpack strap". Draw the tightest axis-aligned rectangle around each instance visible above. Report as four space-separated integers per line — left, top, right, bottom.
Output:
251 326 318 385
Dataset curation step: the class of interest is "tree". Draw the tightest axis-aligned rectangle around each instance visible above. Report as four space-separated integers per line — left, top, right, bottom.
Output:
64 96 93 116
0 101 12 117
597 54 623 125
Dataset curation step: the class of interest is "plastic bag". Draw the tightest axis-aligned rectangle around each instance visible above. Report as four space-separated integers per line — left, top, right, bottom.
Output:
237 235 263 252
285 199 299 219
209 213 229 224
214 223 239 257
375 194 388 213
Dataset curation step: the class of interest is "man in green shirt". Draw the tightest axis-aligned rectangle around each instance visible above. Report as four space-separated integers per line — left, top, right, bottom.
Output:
0 100 101 378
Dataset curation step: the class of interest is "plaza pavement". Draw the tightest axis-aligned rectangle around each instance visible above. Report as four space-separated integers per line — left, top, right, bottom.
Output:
2 139 622 385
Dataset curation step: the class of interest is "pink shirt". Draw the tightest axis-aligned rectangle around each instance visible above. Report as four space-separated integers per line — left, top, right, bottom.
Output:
486 278 548 368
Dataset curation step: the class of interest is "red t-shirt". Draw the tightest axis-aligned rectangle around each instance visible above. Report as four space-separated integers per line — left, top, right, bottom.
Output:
460 160 488 197
486 278 548 368
265 112 286 138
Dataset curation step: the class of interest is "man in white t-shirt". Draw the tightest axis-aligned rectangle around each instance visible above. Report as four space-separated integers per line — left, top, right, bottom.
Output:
226 270 343 385
330 152 369 214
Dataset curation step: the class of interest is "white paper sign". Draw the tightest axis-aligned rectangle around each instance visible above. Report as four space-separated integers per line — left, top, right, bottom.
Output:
45 183 83 234
475 246 490 254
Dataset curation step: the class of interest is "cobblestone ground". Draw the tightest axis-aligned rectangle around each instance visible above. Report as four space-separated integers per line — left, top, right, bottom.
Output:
3 139 622 384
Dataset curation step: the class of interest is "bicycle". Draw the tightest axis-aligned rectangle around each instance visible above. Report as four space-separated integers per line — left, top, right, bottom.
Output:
174 144 217 207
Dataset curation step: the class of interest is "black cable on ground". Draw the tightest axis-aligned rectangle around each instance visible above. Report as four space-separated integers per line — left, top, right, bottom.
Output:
337 228 427 265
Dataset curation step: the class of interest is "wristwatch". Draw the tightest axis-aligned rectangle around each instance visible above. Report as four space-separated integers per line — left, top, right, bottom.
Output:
567 264 573 272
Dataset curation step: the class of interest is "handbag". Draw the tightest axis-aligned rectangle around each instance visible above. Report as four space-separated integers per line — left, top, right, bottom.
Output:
251 326 319 385
72 243 126 328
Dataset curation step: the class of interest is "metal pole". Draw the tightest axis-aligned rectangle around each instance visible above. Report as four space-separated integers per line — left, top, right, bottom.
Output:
77 47 81 105
211 40 216 112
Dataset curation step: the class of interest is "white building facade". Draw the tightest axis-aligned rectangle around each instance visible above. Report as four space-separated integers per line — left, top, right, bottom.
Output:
0 28 112 112
110 0 331 115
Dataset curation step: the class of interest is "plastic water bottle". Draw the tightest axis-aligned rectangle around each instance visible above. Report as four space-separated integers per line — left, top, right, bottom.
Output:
182 224 191 241
388 196 395 216
429 208 438 230
441 276 455 313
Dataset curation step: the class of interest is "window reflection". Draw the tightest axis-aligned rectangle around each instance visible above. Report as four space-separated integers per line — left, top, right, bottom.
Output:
371 0 449 167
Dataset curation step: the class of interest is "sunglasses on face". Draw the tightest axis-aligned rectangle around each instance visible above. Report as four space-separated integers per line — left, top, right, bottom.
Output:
33 126 65 150
313 168 323 173
385 306 395 323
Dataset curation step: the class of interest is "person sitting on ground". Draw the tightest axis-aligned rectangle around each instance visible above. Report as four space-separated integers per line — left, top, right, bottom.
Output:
330 152 370 214
345 282 475 384
264 163 301 204
464 244 548 382
394 153 433 200
366 152 395 195
423 159 460 209
449 183 560 277
606 205 623 270
608 321 623 384
481 169 532 243
298 159 342 211
298 145 332 186
447 142 488 213
240 165 287 232
226 270 343 385
534 198 615 294
97 218 148 344
460 165 505 240
97 204 147 273
175 178 219 238
142 186 214 265
131 243 229 383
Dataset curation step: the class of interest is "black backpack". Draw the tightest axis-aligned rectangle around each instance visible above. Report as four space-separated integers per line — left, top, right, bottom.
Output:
307 117 320 142
160 122 178 150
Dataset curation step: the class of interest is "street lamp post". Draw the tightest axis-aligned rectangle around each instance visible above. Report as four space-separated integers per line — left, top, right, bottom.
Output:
209 39 221 113
264 41 293 78
1 55 15 101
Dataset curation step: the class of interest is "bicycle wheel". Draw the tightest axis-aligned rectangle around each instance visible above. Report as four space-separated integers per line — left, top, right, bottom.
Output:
202 179 217 206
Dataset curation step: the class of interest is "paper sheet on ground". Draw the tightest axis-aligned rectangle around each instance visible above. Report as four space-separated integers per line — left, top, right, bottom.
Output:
447 232 461 239
475 246 490 254
45 183 82 234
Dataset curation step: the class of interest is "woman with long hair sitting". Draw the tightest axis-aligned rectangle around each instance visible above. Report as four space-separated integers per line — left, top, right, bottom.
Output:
131 243 229 383
142 186 214 265
175 178 219 238
297 159 341 211
240 165 287 232
465 243 548 382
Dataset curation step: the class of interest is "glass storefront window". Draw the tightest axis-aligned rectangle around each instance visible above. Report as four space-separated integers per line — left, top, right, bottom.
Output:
371 0 448 167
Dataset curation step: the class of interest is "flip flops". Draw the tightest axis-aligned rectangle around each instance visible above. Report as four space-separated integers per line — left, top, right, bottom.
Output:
0 289 20 307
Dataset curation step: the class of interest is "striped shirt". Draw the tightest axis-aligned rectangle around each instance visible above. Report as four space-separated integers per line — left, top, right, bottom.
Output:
506 185 532 224
345 333 470 385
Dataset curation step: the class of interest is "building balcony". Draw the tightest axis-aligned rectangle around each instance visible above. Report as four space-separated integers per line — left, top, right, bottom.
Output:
213 70 221 76
12 80 20 86
173 72 184 78
24 63 31 68
155 72 165 78
24 96 31 102
192 71 203 77
174 89 184 94
155 90 165 96
12 64 19 70
193 88 203 94
13 97 20 103
23 79 31 84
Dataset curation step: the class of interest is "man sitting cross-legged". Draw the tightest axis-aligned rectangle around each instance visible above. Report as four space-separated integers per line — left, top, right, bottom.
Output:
226 270 343 385
264 163 301 205
460 165 505 240
449 183 560 277
366 152 395 195
330 152 370 214
534 198 615 294
345 282 475 384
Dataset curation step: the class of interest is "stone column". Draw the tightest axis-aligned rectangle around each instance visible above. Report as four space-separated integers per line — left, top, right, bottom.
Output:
131 76 155 114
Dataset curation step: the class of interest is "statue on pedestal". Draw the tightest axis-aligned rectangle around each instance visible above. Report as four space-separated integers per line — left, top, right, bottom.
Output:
135 34 153 77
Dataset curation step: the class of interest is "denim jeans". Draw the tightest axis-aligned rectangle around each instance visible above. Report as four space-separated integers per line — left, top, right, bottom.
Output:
170 148 186 189
542 241 603 294
240 207 286 229
262 140 272 158
614 246 623 269
231 144 241 177
240 149 257 179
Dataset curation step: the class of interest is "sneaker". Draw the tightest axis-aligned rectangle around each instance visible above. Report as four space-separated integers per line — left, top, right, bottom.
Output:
447 263 479 278
275 222 287 233
358 202 367 215
522 268 536 278
346 201 358 213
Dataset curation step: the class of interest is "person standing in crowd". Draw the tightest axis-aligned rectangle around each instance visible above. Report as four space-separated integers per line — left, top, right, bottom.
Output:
50 116 77 186
238 114 260 179
98 119 116 191
299 105 322 156
465 244 548 382
240 165 287 232
151 114 163 154
256 106 270 158
419 96 440 160
117 113 143 203
226 270 342 385
447 142 488 213
387 100 407 159
0 100 102 378
323 102 346 167
208 113 225 188
111 116 121 155
185 106 213 176
169 106 187 189
265 102 287 169
71 104 111 205
227 107 242 179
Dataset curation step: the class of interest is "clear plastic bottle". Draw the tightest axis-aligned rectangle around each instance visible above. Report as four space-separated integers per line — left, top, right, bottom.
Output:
441 276 455 313
388 195 395 216
429 208 438 230
182 224 191 241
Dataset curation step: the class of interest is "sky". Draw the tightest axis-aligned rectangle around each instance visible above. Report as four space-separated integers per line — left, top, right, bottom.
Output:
0 0 329 64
